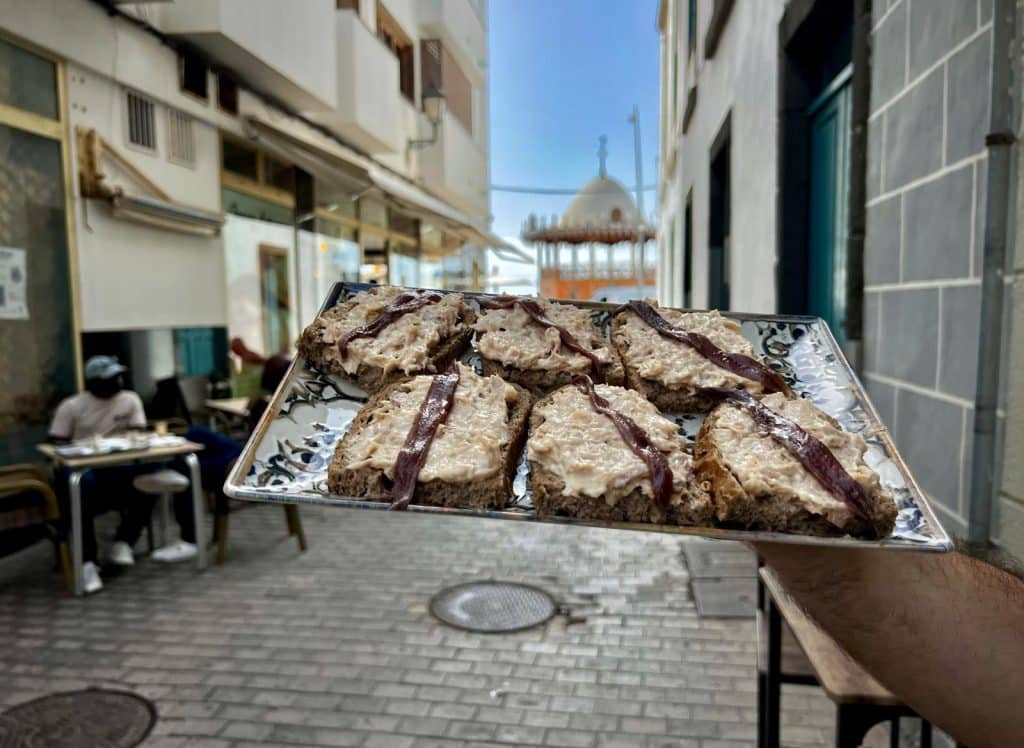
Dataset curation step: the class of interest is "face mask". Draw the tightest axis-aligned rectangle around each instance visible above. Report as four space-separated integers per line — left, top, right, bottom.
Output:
86 376 123 399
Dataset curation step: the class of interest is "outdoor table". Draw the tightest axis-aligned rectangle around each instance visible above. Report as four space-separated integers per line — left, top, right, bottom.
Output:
37 439 207 596
205 397 250 436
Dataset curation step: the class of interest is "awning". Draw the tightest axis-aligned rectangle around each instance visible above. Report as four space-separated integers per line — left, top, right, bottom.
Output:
245 115 516 257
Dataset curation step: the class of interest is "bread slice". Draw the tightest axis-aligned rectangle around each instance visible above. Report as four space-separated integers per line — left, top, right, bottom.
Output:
527 383 712 526
298 286 475 393
474 298 624 397
327 364 531 510
611 303 774 412
694 393 898 538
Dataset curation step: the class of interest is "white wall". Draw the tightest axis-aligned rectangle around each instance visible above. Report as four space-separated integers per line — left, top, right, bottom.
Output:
658 0 785 313
65 62 227 331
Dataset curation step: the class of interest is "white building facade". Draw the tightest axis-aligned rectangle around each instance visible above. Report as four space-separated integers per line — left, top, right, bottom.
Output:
0 0 496 460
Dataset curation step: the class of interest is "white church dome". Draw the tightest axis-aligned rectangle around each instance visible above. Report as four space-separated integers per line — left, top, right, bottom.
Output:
561 176 642 228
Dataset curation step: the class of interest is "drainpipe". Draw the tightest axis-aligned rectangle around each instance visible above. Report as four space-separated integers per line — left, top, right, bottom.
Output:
967 0 1017 543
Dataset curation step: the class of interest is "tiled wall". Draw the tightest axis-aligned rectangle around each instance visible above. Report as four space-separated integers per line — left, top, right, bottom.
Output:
863 0 993 536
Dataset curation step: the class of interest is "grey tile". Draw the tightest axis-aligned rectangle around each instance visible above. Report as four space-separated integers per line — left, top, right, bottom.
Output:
877 287 940 387
946 29 991 163
872 0 908 108
865 195 902 285
894 389 965 512
902 165 973 281
980 0 994 24
690 579 756 619
908 0 977 80
960 406 976 526
866 114 883 200
864 377 897 430
883 67 944 190
938 284 982 399
863 291 882 373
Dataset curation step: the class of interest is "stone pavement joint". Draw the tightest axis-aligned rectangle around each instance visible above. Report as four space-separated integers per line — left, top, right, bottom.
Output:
0 505 841 746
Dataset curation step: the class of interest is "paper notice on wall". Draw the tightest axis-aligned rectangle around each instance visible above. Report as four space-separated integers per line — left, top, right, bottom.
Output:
0 247 28 320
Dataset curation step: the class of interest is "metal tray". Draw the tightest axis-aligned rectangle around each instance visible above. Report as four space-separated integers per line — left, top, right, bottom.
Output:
224 282 952 552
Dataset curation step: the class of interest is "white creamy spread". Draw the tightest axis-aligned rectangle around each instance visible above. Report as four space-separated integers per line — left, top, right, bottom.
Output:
618 302 763 391
343 363 518 483
528 384 695 506
709 393 883 527
318 287 465 375
475 300 612 372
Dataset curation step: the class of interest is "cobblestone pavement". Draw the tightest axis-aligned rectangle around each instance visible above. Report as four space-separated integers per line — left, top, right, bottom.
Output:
0 503 844 747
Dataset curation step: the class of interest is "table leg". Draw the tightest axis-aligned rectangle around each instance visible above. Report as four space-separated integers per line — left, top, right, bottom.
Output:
184 453 207 571
68 469 88 596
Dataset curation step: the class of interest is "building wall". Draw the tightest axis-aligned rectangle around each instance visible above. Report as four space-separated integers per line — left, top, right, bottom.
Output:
861 0 993 536
657 0 786 314
66 62 227 331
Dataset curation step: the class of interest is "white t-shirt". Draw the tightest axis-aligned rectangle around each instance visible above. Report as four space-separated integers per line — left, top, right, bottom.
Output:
49 391 147 441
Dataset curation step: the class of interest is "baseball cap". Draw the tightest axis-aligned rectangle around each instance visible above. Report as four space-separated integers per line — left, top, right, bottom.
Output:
84 355 127 381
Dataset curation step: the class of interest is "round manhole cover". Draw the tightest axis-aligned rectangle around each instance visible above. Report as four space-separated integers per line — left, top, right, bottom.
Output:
0 689 156 747
430 581 557 633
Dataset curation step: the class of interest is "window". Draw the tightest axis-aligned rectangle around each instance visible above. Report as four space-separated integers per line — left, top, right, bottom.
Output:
222 138 259 180
217 72 238 115
0 37 58 119
377 3 415 103
264 155 295 192
688 0 698 58
125 90 157 152
610 207 623 223
421 39 474 134
167 108 195 166
179 49 208 100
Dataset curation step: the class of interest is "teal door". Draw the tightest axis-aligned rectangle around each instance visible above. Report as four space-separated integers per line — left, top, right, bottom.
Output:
807 65 852 344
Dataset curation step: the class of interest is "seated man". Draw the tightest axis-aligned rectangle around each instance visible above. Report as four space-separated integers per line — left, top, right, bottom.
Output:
49 355 155 593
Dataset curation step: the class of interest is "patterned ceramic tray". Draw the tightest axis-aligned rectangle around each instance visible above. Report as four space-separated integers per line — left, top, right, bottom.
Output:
224 283 952 552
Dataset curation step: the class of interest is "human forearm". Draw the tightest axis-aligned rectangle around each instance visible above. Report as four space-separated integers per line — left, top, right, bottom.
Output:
752 543 1024 747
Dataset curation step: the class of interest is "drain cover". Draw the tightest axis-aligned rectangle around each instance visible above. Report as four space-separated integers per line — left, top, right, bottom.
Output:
430 581 556 633
0 689 156 747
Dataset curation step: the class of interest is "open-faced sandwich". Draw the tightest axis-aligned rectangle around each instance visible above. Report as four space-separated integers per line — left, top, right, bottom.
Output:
327 362 530 510
611 299 789 411
473 295 624 396
298 286 475 392
694 390 897 538
527 377 712 526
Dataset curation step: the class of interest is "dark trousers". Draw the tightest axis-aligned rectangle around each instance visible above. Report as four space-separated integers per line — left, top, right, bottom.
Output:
171 426 243 544
57 466 156 563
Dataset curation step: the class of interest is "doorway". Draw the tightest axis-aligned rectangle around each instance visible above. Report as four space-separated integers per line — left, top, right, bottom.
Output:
708 118 731 310
259 243 291 356
0 37 78 464
807 65 852 344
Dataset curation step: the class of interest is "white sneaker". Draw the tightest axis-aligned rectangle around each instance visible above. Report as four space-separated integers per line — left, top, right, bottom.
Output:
82 561 103 594
107 541 135 566
151 540 198 563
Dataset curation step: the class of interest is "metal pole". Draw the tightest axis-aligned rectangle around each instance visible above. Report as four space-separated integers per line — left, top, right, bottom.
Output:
967 0 1017 543
629 105 645 218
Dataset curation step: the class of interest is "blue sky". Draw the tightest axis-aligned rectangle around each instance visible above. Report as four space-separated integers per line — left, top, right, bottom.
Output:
488 0 661 240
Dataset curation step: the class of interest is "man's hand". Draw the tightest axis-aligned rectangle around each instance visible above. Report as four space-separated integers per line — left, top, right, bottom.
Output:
751 542 1024 748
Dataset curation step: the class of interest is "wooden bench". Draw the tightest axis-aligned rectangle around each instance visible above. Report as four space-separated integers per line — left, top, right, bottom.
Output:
757 567 932 748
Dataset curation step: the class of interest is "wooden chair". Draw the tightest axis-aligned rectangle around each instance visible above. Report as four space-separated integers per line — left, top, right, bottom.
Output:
212 495 306 565
758 566 932 748
0 464 72 592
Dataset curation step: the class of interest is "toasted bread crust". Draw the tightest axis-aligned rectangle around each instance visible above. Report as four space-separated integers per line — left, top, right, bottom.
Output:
327 379 532 510
297 296 476 393
526 389 713 526
693 405 898 538
611 310 775 412
479 353 625 398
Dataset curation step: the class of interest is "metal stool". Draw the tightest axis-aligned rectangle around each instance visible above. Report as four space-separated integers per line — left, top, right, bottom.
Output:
132 469 190 548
